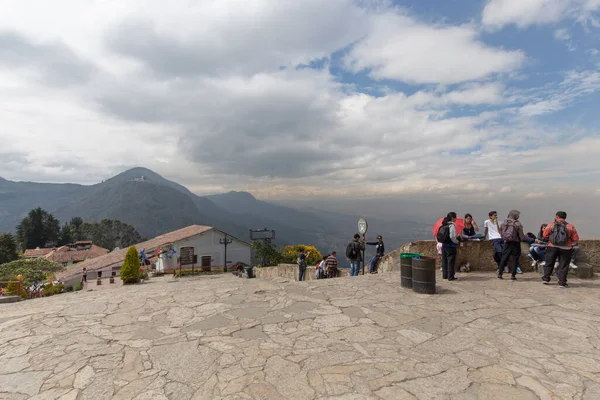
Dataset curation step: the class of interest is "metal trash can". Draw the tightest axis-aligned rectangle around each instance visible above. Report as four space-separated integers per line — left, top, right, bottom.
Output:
400 253 420 288
244 266 255 279
412 256 436 294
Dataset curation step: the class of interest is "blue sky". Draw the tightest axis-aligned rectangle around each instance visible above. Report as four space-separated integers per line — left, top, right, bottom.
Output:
0 0 599 201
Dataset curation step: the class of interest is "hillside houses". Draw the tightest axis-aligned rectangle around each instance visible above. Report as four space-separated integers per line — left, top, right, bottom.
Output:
24 241 109 267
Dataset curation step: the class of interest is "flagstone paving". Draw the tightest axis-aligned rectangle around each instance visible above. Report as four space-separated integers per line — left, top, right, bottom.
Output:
1 272 599 399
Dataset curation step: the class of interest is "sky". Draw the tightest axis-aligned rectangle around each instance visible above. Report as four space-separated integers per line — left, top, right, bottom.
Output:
1 0 600 204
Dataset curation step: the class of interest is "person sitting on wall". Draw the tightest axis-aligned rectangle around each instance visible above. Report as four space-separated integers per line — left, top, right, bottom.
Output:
462 214 485 240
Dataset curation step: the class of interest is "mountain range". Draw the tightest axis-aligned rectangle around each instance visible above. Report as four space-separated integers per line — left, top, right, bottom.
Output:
0 168 431 258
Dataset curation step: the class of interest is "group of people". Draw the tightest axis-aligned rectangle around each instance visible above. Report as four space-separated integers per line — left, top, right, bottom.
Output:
437 210 580 288
297 234 386 281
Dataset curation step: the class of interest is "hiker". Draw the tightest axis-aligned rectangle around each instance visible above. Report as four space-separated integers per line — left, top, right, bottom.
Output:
484 211 503 268
542 211 579 288
81 267 88 289
366 235 385 274
497 210 525 280
297 249 310 281
529 224 548 267
316 255 327 279
325 251 338 278
462 214 484 240
437 212 460 281
346 234 365 276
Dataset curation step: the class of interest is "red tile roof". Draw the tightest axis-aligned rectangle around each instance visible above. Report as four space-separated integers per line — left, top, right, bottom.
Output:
44 245 109 264
23 248 54 257
56 225 213 281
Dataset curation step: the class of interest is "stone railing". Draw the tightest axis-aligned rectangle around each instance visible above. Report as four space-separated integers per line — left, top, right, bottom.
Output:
378 239 599 275
254 264 350 281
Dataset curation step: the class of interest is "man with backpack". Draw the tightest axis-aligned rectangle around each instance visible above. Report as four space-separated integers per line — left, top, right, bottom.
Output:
297 249 310 281
497 210 525 280
542 211 579 288
346 234 365 276
437 212 460 281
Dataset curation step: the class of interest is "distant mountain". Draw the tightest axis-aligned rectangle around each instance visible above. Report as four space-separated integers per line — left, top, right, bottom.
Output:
0 168 428 259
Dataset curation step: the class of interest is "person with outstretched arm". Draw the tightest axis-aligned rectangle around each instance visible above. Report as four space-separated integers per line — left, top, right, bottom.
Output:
366 235 385 274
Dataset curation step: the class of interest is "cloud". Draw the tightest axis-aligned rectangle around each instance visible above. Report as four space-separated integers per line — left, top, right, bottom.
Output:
0 0 599 201
482 0 600 30
344 12 525 84
0 31 95 86
525 192 546 199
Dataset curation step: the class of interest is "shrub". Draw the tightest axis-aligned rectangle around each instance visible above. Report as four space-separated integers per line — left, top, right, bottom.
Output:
280 244 323 265
173 269 221 277
73 281 82 291
41 283 65 297
120 246 140 284
5 281 27 299
0 259 63 290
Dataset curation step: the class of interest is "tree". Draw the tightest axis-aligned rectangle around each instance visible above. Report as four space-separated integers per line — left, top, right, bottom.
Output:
0 233 19 264
69 217 84 241
252 241 281 267
0 258 63 297
80 219 143 250
16 208 61 250
280 244 323 266
58 223 74 246
120 246 140 284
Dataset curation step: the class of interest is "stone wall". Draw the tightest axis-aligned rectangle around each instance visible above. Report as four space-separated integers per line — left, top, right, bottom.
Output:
254 264 350 281
378 239 600 273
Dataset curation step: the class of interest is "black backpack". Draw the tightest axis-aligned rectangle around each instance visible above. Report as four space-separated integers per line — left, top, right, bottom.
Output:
437 224 451 244
549 222 569 246
346 242 358 259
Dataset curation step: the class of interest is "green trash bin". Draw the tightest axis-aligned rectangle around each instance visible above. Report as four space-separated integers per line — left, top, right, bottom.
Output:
400 253 421 288
244 266 255 279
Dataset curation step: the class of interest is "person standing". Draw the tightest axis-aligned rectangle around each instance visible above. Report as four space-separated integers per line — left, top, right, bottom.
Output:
81 267 88 290
346 234 365 276
542 211 579 288
297 249 310 281
484 211 503 269
366 235 385 274
437 212 460 281
325 251 338 279
497 210 525 280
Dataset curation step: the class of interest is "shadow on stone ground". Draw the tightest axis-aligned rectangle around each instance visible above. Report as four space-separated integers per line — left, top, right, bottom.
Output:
1 272 599 399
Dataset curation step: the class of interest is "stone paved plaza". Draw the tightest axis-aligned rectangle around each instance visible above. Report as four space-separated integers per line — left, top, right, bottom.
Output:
1 272 600 400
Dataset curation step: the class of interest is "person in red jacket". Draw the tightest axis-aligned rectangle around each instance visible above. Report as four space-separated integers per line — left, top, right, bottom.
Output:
542 211 579 288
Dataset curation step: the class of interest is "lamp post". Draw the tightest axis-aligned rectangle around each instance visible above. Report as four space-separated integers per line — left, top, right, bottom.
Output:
219 235 232 272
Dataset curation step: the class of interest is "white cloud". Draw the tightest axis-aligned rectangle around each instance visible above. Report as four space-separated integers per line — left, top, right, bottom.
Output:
525 192 546 199
0 0 599 200
482 0 600 30
345 12 525 84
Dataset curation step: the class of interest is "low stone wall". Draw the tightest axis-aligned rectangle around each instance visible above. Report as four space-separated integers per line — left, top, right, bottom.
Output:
378 239 600 273
254 264 350 281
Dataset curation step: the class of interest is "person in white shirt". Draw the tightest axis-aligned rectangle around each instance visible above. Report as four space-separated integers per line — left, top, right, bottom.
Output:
484 211 503 268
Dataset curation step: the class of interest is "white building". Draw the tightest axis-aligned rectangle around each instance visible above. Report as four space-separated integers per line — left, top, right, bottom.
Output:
57 225 252 287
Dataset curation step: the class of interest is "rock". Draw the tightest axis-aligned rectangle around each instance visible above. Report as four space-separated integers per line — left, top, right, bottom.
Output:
516 376 555 400
400 367 471 398
0 371 51 396
148 341 219 386
0 357 30 374
574 263 594 279
265 356 314 400
469 365 516 385
477 383 537 400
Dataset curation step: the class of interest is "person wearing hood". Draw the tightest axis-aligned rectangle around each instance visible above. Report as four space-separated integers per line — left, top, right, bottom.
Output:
497 209 525 280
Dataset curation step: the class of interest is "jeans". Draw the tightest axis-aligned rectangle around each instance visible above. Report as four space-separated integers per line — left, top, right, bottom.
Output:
529 245 546 262
369 256 381 273
498 241 521 277
543 247 573 285
349 260 361 276
441 246 457 280
463 233 486 240
298 262 306 281
490 239 503 266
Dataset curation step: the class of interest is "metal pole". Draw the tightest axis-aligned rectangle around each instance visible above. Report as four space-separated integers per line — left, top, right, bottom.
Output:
362 233 365 275
220 236 233 272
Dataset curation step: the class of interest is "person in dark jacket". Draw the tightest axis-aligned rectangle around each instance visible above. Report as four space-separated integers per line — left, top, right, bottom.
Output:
347 234 365 276
366 235 385 274
497 209 525 280
439 212 460 281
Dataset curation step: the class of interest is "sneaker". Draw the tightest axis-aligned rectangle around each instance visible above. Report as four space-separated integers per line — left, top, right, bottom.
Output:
516 267 523 274
559 283 569 288
503 267 509 273
448 277 459 281
497 274 503 280
570 262 578 269
531 260 537 268
542 280 549 285
539 261 546 267
510 276 517 281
